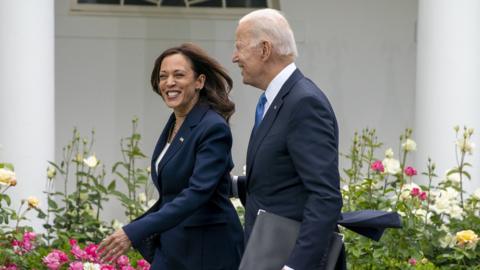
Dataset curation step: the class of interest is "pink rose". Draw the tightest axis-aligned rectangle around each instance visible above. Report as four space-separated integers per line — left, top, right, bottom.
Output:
71 245 87 260
410 187 421 197
116 255 130 267
85 243 99 262
404 166 417 177
12 239 23 254
408 258 417 266
69 239 78 246
101 265 116 270
11 239 20 249
23 232 36 241
43 250 69 270
419 191 427 201
121 266 135 270
136 259 150 270
22 240 33 252
58 251 69 263
371 160 384 173
68 262 84 270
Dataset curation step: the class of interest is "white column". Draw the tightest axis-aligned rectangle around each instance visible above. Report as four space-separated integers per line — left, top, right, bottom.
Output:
0 1 55 230
415 0 480 192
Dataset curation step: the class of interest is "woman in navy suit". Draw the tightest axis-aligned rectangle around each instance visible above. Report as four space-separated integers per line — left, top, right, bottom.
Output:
99 43 244 270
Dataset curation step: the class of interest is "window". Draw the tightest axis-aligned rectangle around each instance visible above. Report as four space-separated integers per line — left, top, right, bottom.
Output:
71 0 280 17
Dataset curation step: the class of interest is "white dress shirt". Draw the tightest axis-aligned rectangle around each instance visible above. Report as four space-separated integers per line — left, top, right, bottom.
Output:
261 62 297 119
155 143 170 175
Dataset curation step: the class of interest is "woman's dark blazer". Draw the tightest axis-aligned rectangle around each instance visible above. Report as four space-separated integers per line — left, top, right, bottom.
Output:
123 102 244 270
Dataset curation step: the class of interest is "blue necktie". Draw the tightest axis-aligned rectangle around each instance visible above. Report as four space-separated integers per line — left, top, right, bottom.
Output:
254 93 267 130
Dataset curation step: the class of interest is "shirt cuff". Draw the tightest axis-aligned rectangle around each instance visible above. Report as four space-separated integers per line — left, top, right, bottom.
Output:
283 266 294 270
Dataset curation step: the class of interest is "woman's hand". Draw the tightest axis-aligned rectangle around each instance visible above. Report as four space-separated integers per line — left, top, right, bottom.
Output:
98 228 132 263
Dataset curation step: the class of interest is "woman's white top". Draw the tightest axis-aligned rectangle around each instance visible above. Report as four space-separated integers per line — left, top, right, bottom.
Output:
155 143 171 175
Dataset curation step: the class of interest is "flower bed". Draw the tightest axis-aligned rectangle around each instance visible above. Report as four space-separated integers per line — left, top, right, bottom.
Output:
0 121 479 269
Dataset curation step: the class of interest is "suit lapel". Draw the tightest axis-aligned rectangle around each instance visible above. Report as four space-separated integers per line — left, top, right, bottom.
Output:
156 103 209 176
246 69 304 181
151 114 175 183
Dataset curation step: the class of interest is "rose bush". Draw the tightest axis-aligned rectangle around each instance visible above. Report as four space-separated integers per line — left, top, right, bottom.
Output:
342 127 480 269
1 120 479 269
0 119 152 269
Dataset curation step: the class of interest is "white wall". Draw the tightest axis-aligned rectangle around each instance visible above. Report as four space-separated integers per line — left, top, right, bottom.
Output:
55 0 417 221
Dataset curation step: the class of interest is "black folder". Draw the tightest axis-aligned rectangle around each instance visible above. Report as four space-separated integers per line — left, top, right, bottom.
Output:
239 210 343 270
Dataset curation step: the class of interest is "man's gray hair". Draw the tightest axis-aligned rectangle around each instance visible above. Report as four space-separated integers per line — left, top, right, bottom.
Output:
239 8 298 58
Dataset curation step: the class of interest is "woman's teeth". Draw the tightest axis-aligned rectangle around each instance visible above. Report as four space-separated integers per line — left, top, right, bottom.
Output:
167 91 180 98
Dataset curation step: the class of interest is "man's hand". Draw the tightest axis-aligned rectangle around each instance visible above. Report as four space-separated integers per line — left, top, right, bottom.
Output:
98 228 132 263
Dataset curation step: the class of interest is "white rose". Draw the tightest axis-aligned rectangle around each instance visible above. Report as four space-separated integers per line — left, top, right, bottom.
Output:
439 233 456 248
138 192 147 204
0 168 16 186
448 205 464 220
385 148 394 159
444 187 460 201
27 196 40 208
402 139 417 152
456 138 475 154
83 262 101 270
382 158 401 175
47 166 56 179
83 155 99 168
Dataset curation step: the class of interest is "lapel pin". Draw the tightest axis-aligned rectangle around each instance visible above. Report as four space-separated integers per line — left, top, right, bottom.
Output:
180 137 184 142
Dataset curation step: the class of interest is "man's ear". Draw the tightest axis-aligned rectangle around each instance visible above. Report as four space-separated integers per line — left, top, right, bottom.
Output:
260 41 272 61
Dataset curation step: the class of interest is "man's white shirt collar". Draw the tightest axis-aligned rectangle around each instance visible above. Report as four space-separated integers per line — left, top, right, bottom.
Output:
263 62 297 116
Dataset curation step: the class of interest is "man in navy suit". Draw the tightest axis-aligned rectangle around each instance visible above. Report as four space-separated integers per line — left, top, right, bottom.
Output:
232 9 344 270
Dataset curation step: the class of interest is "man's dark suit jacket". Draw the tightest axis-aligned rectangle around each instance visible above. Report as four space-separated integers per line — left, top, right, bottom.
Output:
238 69 344 270
123 103 244 270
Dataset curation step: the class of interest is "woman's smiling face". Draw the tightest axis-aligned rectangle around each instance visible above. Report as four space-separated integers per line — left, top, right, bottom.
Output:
158 53 205 115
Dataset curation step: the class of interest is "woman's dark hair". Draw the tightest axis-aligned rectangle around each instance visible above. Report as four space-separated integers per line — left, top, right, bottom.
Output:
151 43 235 122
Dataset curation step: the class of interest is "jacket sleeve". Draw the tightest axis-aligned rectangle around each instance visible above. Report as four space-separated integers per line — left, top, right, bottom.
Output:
285 95 343 270
123 123 232 248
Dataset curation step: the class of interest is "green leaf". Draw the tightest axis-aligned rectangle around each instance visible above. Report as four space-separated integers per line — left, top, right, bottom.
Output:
107 180 116 192
48 197 58 209
447 168 460 175
36 209 47 219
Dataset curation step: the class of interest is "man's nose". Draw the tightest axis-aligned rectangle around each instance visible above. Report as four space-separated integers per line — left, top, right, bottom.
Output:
232 51 238 63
